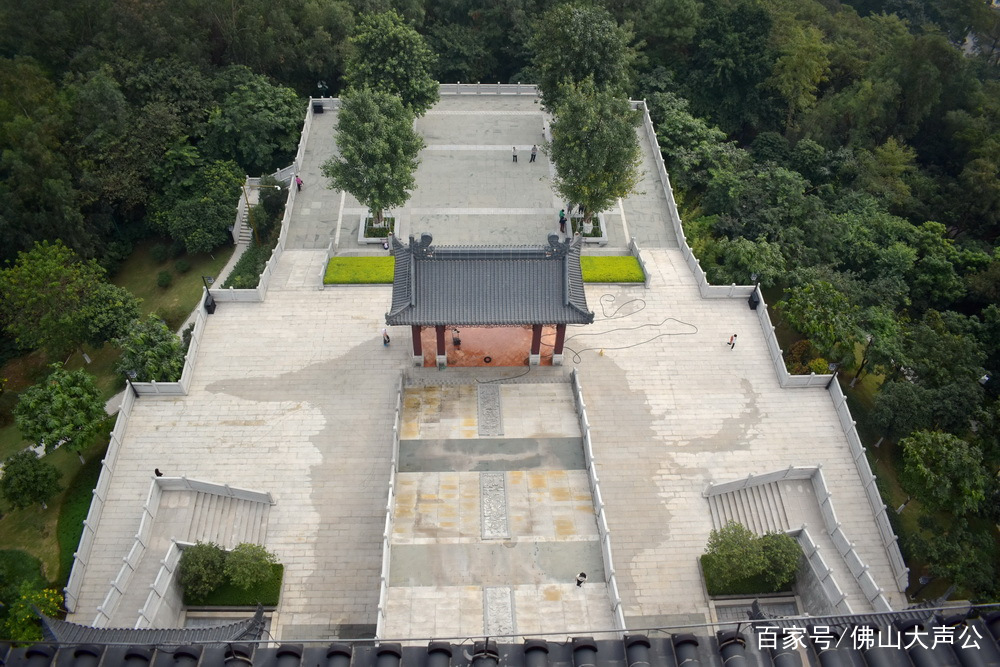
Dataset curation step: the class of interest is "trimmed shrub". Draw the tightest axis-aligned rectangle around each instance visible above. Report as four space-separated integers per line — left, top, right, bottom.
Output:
178 542 226 602
187 564 283 607
150 244 169 263
174 259 192 274
702 521 800 596
156 270 173 288
224 543 278 590
580 256 645 283
324 257 395 284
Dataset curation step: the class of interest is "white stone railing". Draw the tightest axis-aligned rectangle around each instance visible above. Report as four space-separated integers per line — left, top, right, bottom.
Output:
63 385 138 613
704 466 894 611
627 238 651 288
570 369 627 634
91 477 164 626
155 476 275 505
796 528 853 615
135 539 184 628
375 375 405 639
440 83 537 96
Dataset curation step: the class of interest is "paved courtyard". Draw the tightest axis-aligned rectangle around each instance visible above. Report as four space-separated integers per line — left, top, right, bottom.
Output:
68 92 902 639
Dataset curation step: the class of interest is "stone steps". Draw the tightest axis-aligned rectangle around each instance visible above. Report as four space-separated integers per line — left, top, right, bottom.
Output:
708 482 790 535
188 492 270 548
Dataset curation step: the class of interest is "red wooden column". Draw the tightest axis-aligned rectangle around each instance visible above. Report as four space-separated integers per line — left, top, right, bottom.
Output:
435 325 447 367
552 324 568 365
529 324 543 365
411 325 423 366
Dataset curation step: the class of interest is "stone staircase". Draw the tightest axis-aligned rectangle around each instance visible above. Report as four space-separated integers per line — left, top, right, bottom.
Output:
187 492 271 548
237 208 254 245
707 482 790 535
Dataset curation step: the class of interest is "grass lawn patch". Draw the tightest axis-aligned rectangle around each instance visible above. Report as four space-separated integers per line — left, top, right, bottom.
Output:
701 554 794 596
56 442 106 584
113 239 234 330
185 564 283 607
324 257 395 284
0 419 112 582
580 256 645 283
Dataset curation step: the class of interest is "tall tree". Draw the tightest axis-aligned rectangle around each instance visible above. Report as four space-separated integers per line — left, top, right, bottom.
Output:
152 159 244 254
777 280 863 366
344 10 438 116
899 430 988 515
529 3 639 111
203 67 304 175
0 241 137 356
547 78 642 225
14 364 106 457
322 87 423 225
0 451 61 510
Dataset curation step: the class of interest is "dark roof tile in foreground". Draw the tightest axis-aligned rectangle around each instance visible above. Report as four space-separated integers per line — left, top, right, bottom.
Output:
5 607 1000 667
386 233 594 327
37 606 265 646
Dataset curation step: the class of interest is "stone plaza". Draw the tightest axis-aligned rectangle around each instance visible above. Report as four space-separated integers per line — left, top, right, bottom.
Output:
66 89 905 641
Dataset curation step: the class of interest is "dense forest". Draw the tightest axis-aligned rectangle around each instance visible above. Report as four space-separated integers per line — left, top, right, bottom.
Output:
1 0 999 601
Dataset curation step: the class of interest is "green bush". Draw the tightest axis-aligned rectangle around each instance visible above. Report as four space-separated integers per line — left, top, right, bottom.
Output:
224 543 277 590
178 542 226 602
702 521 800 596
580 256 645 283
363 217 395 238
185 564 283 607
150 244 169 263
0 550 45 623
223 243 274 289
157 270 173 288
324 257 395 284
174 259 192 274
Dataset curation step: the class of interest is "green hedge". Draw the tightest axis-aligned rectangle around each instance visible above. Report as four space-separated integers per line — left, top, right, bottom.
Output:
701 554 794 596
580 256 645 283
184 563 283 607
223 243 275 289
324 257 395 284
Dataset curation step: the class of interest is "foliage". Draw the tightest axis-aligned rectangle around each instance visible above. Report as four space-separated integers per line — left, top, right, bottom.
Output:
547 78 641 225
152 160 244 254
0 583 62 642
185 564 283 607
150 244 169 263
223 243 276 289
324 257 395 284
0 550 44 625
906 517 998 600
530 3 639 110
157 271 173 289
178 542 226 602
0 241 136 356
344 10 438 116
702 522 799 595
14 364 105 455
114 315 186 382
0 451 61 510
175 260 191 274
224 543 278 590
203 67 304 174
364 217 395 238
579 256 645 283
709 237 786 287
56 444 104 583
899 431 988 515
322 87 423 224
777 281 863 366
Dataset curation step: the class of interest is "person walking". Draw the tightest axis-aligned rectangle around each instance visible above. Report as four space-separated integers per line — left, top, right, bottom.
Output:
728 334 737 349
530 145 538 162
383 328 391 346
559 209 567 234
576 572 587 587
512 146 518 163
295 176 303 191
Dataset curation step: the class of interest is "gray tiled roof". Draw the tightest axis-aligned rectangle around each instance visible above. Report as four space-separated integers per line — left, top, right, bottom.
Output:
386 234 594 326
38 607 265 646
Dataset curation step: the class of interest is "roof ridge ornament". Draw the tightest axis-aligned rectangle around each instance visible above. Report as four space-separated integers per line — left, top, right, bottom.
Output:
410 233 435 257
546 233 569 258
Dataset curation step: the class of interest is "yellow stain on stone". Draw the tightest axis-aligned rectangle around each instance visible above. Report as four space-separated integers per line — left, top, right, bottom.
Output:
400 422 420 439
528 472 547 489
394 507 414 519
551 486 571 501
543 586 563 601
554 518 575 536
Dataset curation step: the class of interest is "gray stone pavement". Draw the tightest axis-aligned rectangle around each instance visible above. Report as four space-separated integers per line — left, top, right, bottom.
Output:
72 93 902 638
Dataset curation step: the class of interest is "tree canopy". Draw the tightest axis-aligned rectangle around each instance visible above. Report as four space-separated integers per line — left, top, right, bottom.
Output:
547 78 642 224
321 87 423 224
899 430 988 515
344 10 439 116
14 364 106 456
114 315 187 383
0 451 61 510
